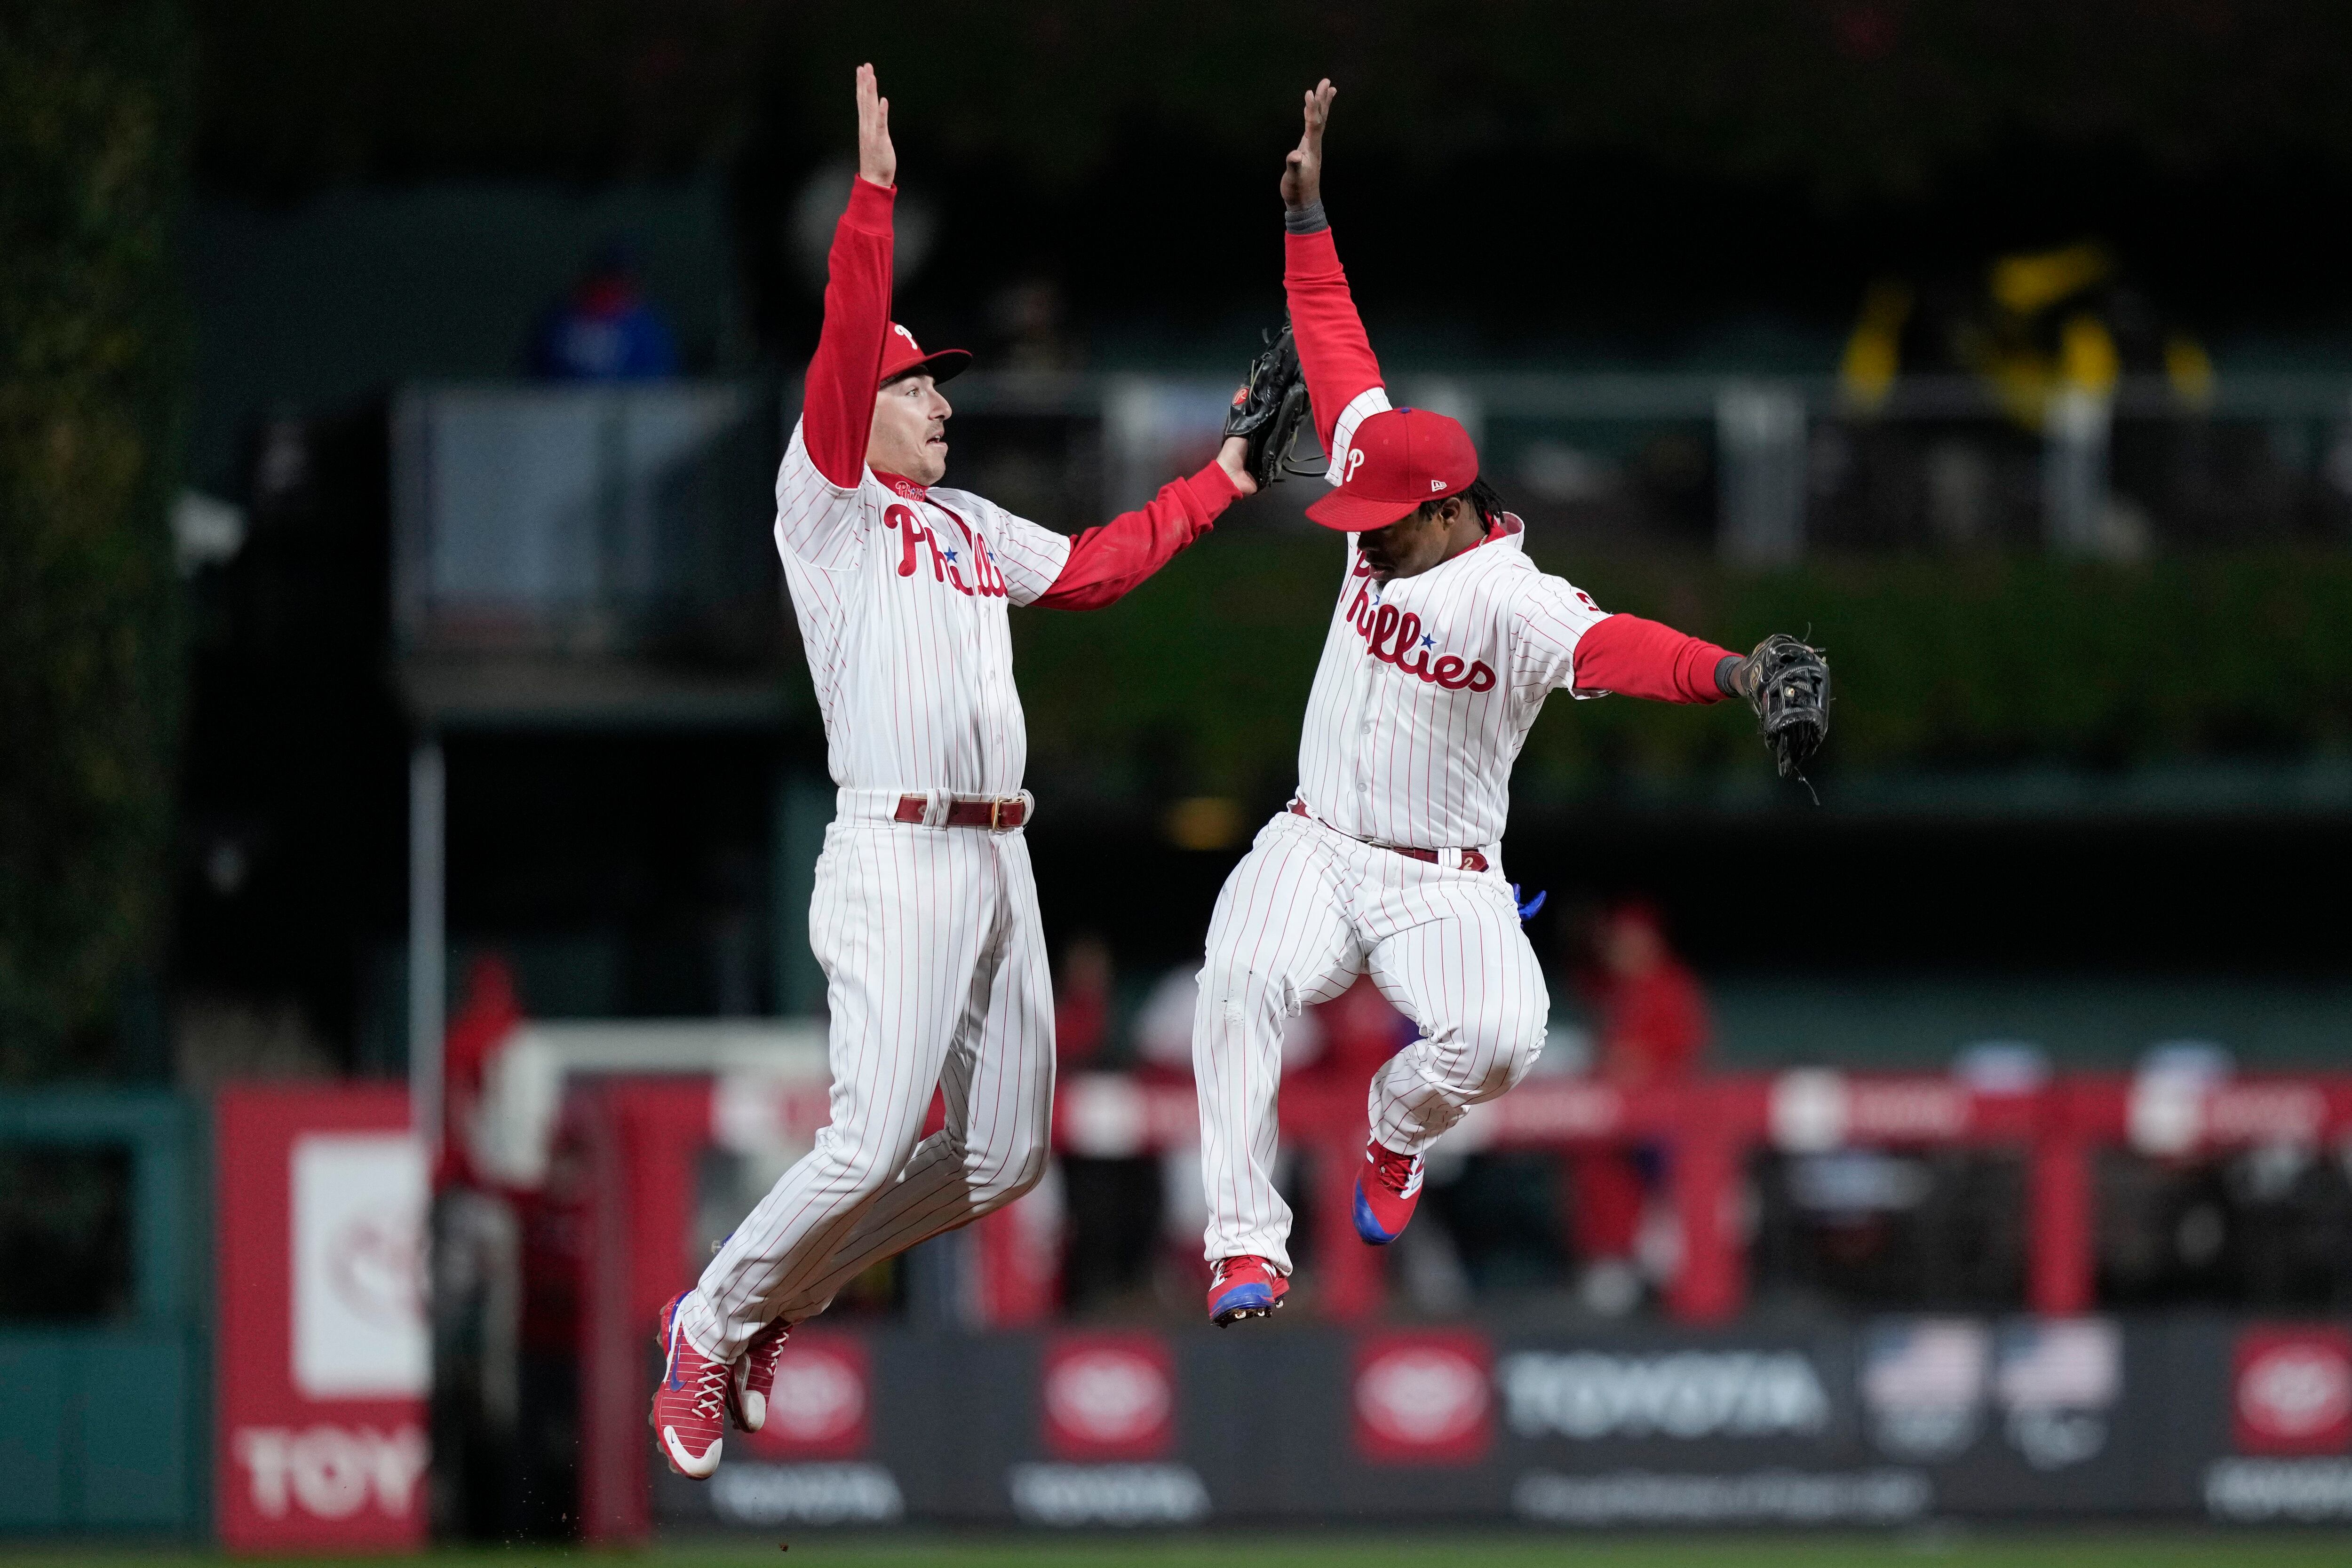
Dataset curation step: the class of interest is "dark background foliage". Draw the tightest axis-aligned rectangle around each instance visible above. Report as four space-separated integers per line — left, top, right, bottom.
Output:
0 1 189 1078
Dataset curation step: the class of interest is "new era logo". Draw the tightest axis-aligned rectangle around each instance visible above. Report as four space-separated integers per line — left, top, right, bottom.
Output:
1430 479 1444 491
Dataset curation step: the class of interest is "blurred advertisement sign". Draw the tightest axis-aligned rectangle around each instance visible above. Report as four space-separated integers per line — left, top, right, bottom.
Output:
2206 1458 2352 1522
1008 1462 1210 1526
292 1134 429 1398
1501 1349 1831 1441
2234 1326 2352 1455
1863 1318 1989 1460
644 1319 2345 1527
1994 1318 2120 1472
1041 1332 1176 1460
1513 1467 1931 1525
216 1085 428 1552
1353 1331 1493 1465
709 1464 903 1527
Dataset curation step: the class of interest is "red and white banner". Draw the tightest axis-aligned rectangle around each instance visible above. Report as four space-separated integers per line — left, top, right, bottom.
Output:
215 1084 429 1552
2234 1325 2352 1456
1041 1332 1177 1460
1353 1330 1494 1465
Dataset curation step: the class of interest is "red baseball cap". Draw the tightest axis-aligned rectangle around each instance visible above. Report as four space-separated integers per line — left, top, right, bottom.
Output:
879 322 970 387
1305 406 1480 531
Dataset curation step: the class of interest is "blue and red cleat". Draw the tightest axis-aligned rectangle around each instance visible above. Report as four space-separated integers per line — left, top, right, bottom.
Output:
650 1292 730 1478
1353 1135 1425 1244
1207 1254 1289 1325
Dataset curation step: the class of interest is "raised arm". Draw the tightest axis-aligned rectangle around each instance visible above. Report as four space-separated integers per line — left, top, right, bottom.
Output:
799 64 898 491
1512 574 1743 704
1279 80 1391 474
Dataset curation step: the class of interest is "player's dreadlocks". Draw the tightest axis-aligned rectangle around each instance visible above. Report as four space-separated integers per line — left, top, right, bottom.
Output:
1415 475 1505 527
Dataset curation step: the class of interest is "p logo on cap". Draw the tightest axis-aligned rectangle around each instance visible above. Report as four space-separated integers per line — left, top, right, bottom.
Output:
1305 406 1480 532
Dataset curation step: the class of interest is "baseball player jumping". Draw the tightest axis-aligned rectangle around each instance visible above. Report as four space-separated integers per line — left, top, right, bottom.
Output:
1194 80 1829 1326
652 64 1267 1477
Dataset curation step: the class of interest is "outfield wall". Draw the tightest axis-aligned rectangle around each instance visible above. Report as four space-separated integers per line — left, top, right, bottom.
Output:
653 1315 2352 1532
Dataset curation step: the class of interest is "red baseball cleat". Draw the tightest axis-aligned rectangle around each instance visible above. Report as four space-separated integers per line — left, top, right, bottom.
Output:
650 1292 729 1478
1353 1135 1424 1244
1207 1254 1289 1325
729 1316 791 1433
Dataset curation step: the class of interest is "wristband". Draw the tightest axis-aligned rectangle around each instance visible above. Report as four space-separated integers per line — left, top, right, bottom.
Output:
1715 654 1744 699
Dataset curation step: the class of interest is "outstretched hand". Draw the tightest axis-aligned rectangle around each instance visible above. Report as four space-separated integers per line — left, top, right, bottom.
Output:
1216 435 1260 496
855 63 895 188
1281 79 1335 210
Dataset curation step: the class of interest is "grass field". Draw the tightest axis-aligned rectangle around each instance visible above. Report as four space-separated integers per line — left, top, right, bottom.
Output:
11 1535 2352 1568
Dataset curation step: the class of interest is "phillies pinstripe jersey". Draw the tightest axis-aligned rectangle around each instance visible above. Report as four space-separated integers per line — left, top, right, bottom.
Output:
1280 214 1732 852
1292 515 1611 851
772 427 1074 796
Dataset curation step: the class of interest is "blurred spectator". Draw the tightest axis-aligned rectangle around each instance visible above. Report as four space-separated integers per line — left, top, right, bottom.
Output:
529 241 679 380
1051 935 1155 1314
1570 901 1711 1314
439 951 524 1191
1054 933 1116 1069
1589 901 1710 1088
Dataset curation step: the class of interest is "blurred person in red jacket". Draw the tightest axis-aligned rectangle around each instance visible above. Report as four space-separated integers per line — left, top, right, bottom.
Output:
438 952 524 1191
1571 900 1710 1313
1054 933 1116 1071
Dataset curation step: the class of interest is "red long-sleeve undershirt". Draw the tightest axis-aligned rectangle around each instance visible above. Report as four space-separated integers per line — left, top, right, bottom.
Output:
1033 462 1240 610
1573 613 1737 703
804 178 1235 608
803 178 897 489
1283 225 1385 457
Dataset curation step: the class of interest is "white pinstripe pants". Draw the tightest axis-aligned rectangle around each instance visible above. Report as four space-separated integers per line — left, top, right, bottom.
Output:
1192 809 1549 1273
678 811 1055 1360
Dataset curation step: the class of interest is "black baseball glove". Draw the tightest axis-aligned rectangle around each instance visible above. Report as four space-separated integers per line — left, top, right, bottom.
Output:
1224 317 1313 488
1736 634 1831 792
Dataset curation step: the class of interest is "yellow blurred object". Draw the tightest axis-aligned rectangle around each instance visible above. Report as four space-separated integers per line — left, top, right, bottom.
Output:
2165 333 2216 407
1838 280 1912 411
2058 313 2119 396
1981 348 2052 429
1164 795 1244 851
1991 243 2112 317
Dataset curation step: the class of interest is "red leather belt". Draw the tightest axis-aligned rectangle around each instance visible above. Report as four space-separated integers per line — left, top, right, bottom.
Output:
895 794 1026 830
1288 800 1487 872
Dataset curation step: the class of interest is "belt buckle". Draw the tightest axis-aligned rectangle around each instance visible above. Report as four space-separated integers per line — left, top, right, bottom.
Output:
988 798 1004 831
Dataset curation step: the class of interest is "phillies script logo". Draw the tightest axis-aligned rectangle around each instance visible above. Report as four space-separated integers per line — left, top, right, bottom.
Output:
1345 579 1496 692
884 502 1006 598
1353 1331 1494 1465
743 1337 871 1459
2235 1327 2352 1455
1041 1333 1176 1460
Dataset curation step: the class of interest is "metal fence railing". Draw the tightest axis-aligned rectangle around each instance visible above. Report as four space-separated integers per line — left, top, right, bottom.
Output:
389 372 2352 648
946 369 2352 561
